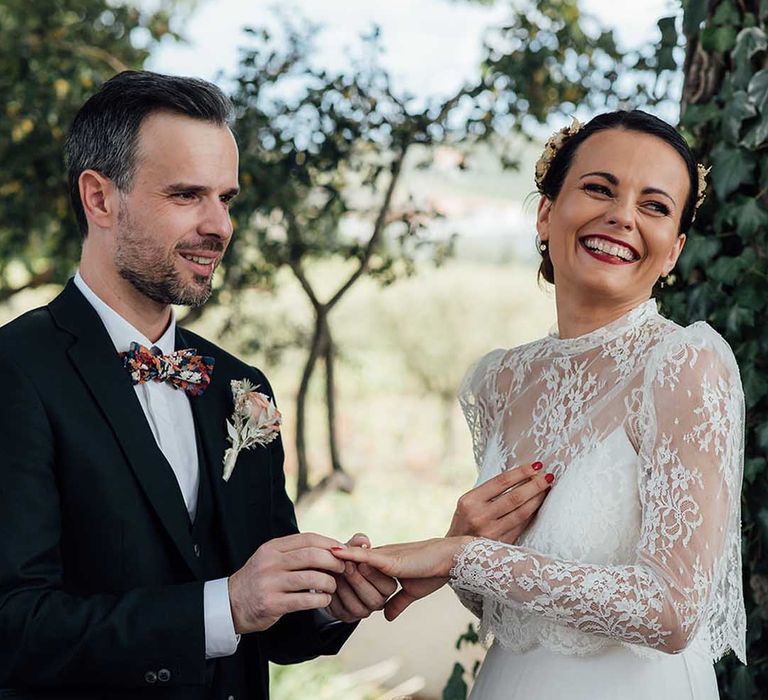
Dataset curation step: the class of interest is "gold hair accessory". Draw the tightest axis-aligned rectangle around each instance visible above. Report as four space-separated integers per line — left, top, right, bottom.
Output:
534 117 584 193
693 164 710 220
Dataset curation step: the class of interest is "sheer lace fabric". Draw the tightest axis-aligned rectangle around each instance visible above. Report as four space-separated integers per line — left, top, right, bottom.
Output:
451 300 746 663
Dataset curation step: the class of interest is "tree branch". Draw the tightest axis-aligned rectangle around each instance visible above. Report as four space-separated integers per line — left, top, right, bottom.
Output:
327 143 410 310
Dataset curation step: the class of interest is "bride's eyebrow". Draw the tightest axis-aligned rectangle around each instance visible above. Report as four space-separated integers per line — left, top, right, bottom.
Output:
579 171 676 207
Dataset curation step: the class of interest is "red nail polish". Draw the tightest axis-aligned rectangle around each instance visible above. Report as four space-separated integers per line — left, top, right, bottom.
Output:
532 461 543 471
331 546 344 551
545 473 555 484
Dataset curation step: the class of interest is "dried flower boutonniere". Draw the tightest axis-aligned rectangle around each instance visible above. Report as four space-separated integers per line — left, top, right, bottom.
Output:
222 379 282 481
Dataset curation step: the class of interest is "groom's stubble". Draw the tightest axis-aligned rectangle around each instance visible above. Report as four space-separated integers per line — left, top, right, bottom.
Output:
114 196 224 308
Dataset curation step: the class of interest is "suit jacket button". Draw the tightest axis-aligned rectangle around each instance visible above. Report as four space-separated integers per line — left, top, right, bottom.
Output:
193 543 201 557
158 668 171 682
144 671 157 684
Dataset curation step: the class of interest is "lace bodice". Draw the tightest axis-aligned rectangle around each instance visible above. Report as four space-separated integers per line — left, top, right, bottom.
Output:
450 299 746 663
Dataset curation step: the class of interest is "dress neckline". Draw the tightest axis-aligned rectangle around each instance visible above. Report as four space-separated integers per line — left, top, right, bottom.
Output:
543 298 659 355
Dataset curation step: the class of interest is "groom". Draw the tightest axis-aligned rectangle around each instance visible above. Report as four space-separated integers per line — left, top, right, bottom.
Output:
0 71 395 699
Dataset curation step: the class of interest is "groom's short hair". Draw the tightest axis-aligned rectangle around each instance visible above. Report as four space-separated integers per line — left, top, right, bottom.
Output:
64 70 235 237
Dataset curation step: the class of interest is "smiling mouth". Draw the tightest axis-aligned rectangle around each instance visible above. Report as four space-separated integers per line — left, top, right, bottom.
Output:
580 236 640 264
178 252 218 276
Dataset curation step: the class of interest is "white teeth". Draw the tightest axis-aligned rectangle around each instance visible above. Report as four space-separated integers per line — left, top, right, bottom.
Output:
182 254 213 265
582 237 637 262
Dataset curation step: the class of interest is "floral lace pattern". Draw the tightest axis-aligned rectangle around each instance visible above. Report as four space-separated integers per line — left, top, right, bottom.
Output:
454 301 746 663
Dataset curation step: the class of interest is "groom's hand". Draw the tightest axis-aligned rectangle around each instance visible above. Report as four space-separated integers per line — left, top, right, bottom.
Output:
327 533 397 623
228 533 346 634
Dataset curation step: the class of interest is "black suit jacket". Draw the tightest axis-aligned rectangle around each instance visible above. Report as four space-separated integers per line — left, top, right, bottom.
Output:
0 280 355 699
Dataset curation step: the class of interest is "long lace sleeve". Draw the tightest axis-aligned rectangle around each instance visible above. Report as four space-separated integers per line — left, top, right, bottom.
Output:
450 325 746 659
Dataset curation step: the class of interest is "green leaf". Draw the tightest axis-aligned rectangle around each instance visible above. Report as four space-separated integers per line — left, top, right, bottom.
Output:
741 114 768 148
748 69 768 114
442 663 468 700
745 457 766 484
702 25 738 53
727 197 768 237
722 90 757 142
677 233 721 277
710 144 756 199
731 27 768 87
713 2 741 26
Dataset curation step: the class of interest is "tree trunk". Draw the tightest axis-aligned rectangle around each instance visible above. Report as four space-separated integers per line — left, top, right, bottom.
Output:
295 307 326 501
322 316 345 475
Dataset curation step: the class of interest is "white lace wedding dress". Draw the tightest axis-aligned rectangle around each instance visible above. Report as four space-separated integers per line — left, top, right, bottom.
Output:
450 299 746 700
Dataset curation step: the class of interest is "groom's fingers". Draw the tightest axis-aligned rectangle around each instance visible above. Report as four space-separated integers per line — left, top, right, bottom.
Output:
357 563 398 597
384 590 416 621
281 591 333 614
283 547 346 574
273 532 344 553
346 532 371 549
283 570 338 595
342 562 389 610
332 571 373 620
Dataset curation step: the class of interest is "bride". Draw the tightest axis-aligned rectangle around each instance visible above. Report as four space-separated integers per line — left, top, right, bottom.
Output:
333 110 746 699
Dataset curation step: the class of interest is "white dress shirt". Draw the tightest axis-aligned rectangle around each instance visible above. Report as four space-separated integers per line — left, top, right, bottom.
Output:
74 272 239 659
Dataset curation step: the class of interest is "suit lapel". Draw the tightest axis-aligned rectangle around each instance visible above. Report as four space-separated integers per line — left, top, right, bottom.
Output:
49 281 202 577
177 327 251 571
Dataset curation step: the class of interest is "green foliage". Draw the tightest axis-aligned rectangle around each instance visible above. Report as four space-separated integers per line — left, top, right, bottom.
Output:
0 0 176 298
660 1 768 697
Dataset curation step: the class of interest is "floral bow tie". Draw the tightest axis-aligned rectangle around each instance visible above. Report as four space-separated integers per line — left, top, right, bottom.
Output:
119 342 215 397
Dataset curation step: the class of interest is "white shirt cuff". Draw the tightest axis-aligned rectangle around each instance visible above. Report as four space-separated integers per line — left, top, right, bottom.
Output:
204 577 241 659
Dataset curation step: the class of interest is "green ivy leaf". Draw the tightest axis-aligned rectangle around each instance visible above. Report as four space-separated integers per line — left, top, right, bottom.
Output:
713 2 741 26
710 144 756 199
442 663 468 700
748 69 768 113
745 457 766 484
702 25 738 53
731 27 768 87
726 197 768 237
722 90 757 142
678 233 721 277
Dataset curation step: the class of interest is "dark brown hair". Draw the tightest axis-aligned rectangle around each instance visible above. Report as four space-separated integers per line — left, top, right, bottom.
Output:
536 110 698 284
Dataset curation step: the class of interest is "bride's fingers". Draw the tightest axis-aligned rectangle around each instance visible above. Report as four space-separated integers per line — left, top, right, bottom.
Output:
475 463 541 502
384 590 416 621
488 472 553 520
494 490 548 541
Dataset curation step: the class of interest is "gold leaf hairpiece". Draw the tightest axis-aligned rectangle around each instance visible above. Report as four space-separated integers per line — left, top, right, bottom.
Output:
693 164 710 220
534 117 584 193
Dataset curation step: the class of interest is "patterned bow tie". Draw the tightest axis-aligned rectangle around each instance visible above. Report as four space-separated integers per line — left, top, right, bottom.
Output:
119 342 215 397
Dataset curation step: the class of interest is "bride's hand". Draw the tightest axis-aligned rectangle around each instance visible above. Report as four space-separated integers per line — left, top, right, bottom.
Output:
331 537 473 581
447 461 554 544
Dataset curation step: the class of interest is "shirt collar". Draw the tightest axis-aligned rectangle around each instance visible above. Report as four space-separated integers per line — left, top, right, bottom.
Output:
73 271 177 355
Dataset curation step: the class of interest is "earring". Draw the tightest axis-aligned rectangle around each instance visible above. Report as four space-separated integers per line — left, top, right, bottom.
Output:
537 238 548 253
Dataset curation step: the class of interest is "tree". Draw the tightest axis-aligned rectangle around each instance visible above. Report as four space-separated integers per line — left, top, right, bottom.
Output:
226 22 490 500
223 0 658 500
660 1 768 697
0 0 178 301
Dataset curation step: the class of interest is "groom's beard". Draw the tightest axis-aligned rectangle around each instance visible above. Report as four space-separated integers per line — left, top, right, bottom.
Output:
114 202 223 308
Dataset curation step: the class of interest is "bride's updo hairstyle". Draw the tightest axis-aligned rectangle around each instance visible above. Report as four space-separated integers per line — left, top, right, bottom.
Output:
536 110 699 285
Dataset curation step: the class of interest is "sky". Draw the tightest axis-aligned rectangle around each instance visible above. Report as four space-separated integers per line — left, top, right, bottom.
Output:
147 0 678 103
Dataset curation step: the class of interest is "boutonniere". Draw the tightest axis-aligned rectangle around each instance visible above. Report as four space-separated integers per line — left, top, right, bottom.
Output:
222 379 282 481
